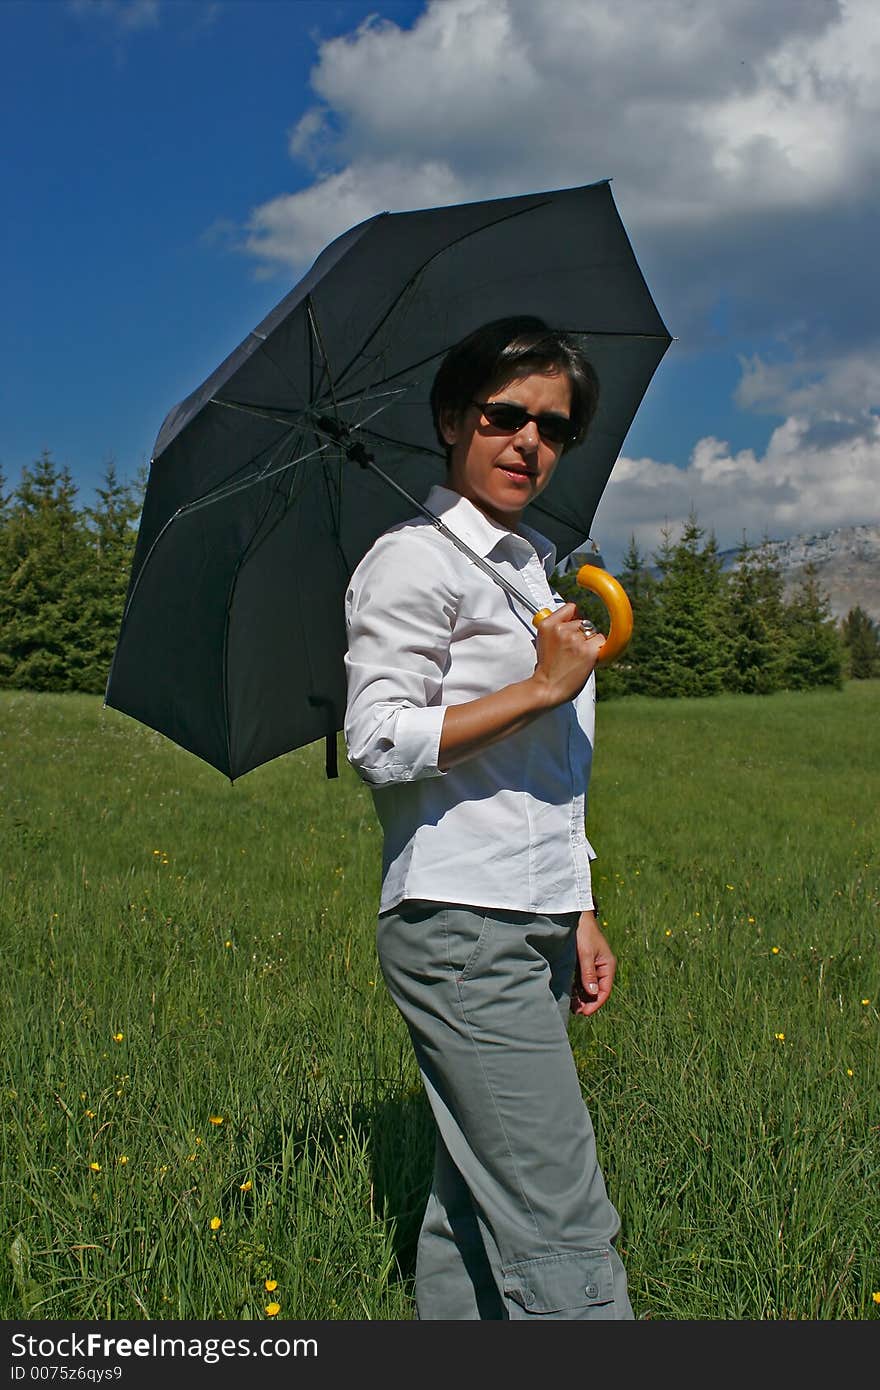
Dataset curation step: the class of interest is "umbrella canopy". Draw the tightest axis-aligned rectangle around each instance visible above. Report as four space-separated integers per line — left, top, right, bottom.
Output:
105 179 672 780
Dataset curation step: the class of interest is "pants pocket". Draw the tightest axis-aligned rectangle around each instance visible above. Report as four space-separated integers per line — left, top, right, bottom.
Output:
446 909 496 983
503 1249 617 1320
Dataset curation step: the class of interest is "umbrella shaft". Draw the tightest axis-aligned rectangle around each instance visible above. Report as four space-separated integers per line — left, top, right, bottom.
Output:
359 455 540 620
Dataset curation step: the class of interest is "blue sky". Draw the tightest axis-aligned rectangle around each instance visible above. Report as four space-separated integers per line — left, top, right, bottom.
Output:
3 0 878 571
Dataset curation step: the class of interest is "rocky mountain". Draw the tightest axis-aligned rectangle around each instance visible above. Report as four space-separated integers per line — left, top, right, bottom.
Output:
564 523 880 625
716 524 880 625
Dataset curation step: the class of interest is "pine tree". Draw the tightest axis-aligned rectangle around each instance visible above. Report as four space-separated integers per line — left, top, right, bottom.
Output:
78 461 142 694
612 534 658 695
0 452 92 691
644 524 676 695
726 534 787 693
840 605 880 679
783 562 844 690
650 512 731 697
0 466 11 684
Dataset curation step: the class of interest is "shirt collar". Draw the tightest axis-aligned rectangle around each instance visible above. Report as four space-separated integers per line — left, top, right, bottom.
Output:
424 484 556 569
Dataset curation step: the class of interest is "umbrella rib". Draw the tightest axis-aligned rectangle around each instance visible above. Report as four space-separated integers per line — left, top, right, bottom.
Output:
319 456 356 578
215 389 412 437
331 199 557 391
357 454 541 620
220 471 292 780
181 441 332 515
340 328 672 397
306 297 341 419
114 438 330 637
351 424 445 462
212 398 315 430
104 428 317 738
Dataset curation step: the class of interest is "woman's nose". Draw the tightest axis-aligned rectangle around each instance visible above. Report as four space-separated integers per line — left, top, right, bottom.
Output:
513 419 540 450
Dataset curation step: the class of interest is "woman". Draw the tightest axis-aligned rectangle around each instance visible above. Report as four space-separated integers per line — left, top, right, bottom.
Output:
344 316 633 1320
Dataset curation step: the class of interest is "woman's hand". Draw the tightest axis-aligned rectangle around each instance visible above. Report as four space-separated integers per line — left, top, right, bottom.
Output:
570 908 617 1017
532 603 605 708
437 603 604 771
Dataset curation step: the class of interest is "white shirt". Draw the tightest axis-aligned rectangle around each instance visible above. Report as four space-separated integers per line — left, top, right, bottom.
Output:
343 485 597 915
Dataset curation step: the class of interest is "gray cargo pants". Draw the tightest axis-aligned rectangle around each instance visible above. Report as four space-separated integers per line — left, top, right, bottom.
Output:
377 900 634 1320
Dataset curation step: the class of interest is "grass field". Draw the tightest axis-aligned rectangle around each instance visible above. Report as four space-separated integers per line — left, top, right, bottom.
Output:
1 682 878 1321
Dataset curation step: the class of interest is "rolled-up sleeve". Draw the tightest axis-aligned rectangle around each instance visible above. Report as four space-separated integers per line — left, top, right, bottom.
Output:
344 530 456 786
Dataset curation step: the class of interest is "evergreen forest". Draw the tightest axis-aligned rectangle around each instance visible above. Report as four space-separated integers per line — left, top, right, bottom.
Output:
1 452 877 699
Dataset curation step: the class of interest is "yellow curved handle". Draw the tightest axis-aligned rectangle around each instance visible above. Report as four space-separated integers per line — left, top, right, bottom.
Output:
575 565 633 664
532 568 633 666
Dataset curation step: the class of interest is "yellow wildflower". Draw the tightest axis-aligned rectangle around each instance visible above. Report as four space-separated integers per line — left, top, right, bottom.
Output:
209 1115 224 1126
240 1180 252 1192
873 1292 880 1304
118 1155 128 1165
210 1216 221 1231
771 947 779 954
265 1303 280 1316
113 1032 123 1042
861 999 870 1006
265 1279 277 1292
89 1162 101 1172
774 1033 785 1042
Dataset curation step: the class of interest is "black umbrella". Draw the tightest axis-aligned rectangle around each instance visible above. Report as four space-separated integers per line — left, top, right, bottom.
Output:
105 179 671 781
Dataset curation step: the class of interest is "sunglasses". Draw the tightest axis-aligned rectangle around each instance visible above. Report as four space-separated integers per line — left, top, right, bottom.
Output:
471 399 577 446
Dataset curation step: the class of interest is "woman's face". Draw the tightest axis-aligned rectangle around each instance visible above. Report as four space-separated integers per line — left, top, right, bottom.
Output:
441 369 572 529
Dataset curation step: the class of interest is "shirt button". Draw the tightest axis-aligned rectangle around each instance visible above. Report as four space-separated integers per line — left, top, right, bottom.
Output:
585 1283 598 1299
525 1290 535 1306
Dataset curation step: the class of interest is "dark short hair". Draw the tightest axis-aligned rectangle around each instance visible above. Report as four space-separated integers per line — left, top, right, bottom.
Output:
429 315 600 455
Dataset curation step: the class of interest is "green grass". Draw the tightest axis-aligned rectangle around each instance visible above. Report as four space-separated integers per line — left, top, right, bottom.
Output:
1 683 878 1320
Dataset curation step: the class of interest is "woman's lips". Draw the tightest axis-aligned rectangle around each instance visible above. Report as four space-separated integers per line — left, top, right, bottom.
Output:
497 464 536 483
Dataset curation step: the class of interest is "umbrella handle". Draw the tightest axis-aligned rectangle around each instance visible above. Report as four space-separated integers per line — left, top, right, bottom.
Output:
532 568 633 665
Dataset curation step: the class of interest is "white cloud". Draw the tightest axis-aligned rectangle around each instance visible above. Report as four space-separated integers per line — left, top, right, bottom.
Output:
248 0 880 276
69 0 160 32
243 0 880 355
736 348 880 422
67 0 220 43
243 159 467 275
236 0 880 546
593 410 880 566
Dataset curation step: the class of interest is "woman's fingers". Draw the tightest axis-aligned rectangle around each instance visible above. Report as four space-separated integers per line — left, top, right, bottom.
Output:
571 913 617 1016
534 604 603 703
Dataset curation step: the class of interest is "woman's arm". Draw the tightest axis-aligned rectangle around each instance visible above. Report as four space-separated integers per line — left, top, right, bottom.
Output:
438 603 605 770
345 532 603 783
570 907 617 1016
344 531 457 785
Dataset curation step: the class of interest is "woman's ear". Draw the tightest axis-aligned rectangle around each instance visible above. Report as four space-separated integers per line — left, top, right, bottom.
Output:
439 408 459 447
